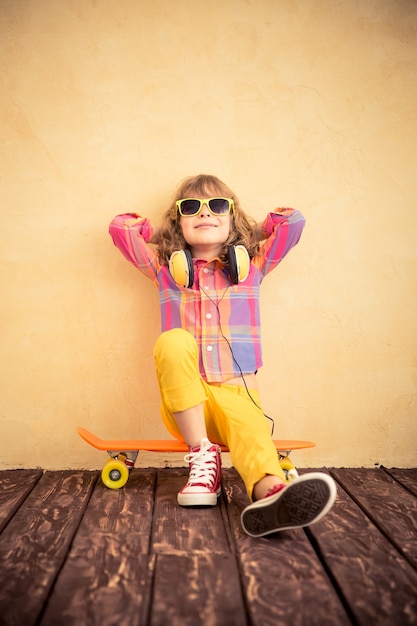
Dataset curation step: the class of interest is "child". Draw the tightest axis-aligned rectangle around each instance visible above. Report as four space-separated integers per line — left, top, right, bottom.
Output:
109 174 336 537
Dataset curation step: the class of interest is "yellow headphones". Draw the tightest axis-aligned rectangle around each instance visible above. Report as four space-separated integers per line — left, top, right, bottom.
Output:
169 245 250 288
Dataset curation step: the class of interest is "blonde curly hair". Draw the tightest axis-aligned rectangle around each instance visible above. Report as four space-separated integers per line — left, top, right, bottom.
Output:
157 174 260 265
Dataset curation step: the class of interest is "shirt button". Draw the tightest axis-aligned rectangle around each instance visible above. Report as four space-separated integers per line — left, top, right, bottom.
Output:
207 345 213 352
203 268 209 273
206 313 212 319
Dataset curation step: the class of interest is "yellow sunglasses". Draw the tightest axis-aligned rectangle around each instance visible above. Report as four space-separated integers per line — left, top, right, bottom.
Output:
176 197 234 217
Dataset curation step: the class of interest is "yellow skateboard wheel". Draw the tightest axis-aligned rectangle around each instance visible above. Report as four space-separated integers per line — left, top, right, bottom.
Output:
101 458 129 489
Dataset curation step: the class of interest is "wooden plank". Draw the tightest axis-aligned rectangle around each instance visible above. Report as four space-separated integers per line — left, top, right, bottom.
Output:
0 469 42 532
40 469 156 626
151 553 247 626
222 469 351 626
0 470 97 626
331 468 417 569
151 469 231 554
150 469 247 624
383 468 417 497
306 468 417 625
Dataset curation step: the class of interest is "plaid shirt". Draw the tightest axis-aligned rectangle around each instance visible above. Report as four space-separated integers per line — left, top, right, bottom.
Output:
109 209 305 383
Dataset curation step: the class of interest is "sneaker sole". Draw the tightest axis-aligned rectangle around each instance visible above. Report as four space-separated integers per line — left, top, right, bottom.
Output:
241 473 337 537
177 488 221 507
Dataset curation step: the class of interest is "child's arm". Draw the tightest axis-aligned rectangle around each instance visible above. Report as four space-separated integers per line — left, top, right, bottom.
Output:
252 208 306 276
109 213 161 284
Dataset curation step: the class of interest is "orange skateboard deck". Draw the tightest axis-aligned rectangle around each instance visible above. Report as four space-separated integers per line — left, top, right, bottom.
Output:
77 426 315 489
77 426 315 455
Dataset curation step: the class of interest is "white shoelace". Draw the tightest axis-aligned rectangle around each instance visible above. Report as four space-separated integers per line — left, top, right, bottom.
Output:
184 443 218 488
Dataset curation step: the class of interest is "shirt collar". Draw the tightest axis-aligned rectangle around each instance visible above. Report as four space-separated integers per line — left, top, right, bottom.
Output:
194 257 225 268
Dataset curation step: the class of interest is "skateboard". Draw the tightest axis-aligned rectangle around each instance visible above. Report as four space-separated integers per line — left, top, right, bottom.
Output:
77 426 316 490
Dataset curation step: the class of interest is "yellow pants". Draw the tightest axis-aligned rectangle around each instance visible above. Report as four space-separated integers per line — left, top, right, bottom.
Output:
153 328 285 500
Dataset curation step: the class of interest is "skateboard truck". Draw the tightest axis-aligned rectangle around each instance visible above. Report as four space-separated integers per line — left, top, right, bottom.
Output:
107 449 139 468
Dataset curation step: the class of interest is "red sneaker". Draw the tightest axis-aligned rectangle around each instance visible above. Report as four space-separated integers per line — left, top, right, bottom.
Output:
177 438 222 507
241 472 337 537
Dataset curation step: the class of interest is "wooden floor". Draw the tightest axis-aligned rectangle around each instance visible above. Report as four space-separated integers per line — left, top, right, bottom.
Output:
0 466 416 626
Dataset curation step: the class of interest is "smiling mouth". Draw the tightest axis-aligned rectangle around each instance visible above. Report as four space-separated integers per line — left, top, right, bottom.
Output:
195 223 217 228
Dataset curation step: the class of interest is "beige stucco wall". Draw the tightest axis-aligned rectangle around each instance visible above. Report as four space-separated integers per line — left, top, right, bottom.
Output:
1 0 416 470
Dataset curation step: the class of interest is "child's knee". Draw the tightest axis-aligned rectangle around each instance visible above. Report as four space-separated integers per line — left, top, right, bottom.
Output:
153 329 197 366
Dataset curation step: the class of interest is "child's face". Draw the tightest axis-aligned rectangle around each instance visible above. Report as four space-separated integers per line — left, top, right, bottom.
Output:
179 198 231 258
